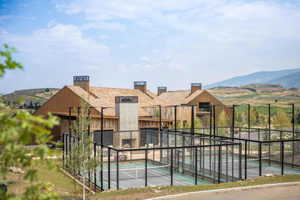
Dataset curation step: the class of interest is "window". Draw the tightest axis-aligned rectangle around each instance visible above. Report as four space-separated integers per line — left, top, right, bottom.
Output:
199 102 211 112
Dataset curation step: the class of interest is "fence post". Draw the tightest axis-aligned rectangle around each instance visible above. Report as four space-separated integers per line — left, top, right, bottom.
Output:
213 105 216 138
171 149 174 186
209 105 212 136
281 141 284 175
100 146 103 191
68 106 72 170
292 104 295 168
248 104 251 134
259 142 262 176
145 149 148 187
191 105 195 135
232 105 235 138
88 109 91 187
174 105 177 133
62 134 65 168
244 140 248 180
218 145 222 184
159 106 163 162
239 143 242 180
108 147 111 190
65 134 68 168
93 143 97 191
116 151 119 190
195 147 198 185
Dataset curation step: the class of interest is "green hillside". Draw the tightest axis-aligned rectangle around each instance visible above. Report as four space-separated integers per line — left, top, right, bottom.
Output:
2 88 59 109
209 84 300 107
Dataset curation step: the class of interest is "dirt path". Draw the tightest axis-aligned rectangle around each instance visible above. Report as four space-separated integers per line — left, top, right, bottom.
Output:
152 184 300 200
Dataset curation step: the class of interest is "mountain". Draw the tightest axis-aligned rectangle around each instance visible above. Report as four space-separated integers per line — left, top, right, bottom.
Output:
206 68 300 89
268 71 300 89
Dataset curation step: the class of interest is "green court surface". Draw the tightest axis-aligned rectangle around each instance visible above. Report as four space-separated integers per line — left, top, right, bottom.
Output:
83 161 210 190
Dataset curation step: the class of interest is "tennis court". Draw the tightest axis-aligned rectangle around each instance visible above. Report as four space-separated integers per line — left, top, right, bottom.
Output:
63 128 300 191
183 152 300 180
83 160 210 190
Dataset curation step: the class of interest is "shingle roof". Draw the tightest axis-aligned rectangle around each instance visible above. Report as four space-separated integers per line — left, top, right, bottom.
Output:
67 86 168 116
155 90 188 105
155 90 206 106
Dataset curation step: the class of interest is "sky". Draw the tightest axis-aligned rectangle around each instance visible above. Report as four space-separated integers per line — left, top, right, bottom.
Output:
0 0 300 94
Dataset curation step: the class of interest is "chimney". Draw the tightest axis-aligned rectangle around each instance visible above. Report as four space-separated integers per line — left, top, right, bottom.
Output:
73 76 90 91
191 83 202 93
134 81 147 93
157 86 167 96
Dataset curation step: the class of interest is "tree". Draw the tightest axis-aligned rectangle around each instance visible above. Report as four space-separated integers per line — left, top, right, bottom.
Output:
250 108 266 127
236 112 243 126
0 44 22 78
67 102 98 200
194 117 203 128
0 44 59 199
296 112 300 125
217 110 230 136
217 110 230 127
272 111 290 130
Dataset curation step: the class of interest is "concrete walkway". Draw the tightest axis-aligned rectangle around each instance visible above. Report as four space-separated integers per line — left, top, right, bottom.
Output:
147 182 300 200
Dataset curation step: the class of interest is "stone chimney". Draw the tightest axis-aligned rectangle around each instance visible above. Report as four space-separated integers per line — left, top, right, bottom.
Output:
73 76 90 91
157 86 167 96
134 81 147 93
191 83 202 93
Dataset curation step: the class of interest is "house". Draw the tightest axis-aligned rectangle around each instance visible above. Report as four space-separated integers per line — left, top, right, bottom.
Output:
156 83 231 127
35 76 229 141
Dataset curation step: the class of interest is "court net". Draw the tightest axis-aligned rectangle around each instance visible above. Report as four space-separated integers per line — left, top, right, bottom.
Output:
103 164 171 181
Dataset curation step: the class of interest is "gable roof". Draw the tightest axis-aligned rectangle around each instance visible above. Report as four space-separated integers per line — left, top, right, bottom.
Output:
67 85 167 116
155 89 223 106
155 90 190 106
36 83 225 118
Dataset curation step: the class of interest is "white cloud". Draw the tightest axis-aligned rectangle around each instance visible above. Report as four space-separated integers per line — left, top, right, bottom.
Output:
8 24 109 64
0 24 112 92
58 0 300 43
2 0 300 93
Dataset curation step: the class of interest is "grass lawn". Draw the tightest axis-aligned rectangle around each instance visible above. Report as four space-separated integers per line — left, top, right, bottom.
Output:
5 153 300 200
7 159 82 199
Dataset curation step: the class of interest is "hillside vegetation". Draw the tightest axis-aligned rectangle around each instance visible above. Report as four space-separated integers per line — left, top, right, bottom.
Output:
3 88 59 108
208 84 300 107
